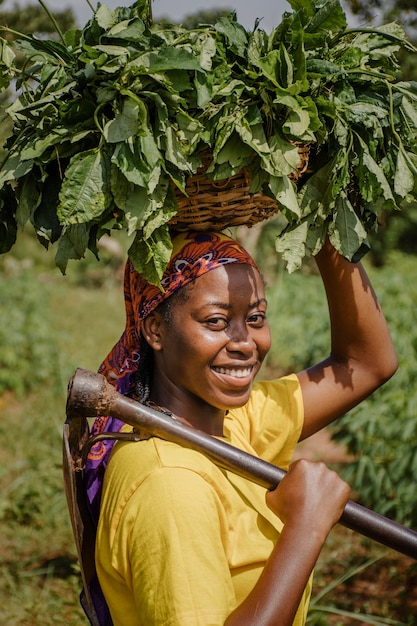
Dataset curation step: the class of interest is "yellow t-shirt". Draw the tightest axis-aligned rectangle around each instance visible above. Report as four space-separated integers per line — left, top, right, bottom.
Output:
96 375 309 626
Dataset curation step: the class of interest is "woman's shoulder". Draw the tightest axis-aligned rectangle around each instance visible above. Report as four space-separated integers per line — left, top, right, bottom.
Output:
100 436 240 532
250 373 302 403
105 435 229 497
229 373 303 427
225 374 304 466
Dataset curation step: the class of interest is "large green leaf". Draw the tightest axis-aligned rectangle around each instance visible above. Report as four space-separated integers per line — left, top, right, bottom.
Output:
0 38 15 90
104 97 148 143
328 193 368 260
307 0 347 33
275 221 309 273
57 149 112 224
394 147 417 197
269 135 301 177
15 35 73 64
356 135 394 204
128 224 173 286
107 18 146 41
133 47 203 72
111 171 152 233
112 139 160 190
55 224 90 273
268 174 300 218
214 17 248 58
297 158 338 218
19 129 68 161
0 154 34 187
16 173 40 228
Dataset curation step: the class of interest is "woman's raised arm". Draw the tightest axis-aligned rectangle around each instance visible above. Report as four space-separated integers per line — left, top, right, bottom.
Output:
297 239 398 440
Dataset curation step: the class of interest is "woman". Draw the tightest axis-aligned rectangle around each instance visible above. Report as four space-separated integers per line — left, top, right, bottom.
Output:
85 230 397 626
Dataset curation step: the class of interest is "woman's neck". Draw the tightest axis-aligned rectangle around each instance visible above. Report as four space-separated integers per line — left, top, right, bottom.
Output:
149 388 226 436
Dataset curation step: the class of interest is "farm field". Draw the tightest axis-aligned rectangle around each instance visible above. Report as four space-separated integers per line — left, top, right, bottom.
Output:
1 232 416 625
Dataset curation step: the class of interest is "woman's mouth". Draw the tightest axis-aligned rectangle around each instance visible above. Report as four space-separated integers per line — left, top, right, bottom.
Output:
212 366 254 379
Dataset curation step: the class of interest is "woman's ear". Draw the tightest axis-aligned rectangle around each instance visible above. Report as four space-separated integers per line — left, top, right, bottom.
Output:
142 312 164 351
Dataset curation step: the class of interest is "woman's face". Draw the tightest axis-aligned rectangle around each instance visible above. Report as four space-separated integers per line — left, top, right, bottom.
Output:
146 263 271 425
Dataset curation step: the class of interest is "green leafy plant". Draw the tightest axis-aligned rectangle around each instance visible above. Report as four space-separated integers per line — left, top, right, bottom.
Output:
0 0 417 284
308 553 407 625
0 265 60 396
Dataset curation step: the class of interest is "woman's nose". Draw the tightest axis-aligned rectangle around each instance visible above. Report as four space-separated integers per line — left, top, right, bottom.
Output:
226 322 254 352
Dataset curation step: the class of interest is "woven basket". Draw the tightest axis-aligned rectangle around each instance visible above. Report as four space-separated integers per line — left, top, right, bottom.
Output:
169 145 310 232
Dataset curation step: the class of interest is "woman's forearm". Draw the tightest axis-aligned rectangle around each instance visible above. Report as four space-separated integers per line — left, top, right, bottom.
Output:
224 522 326 626
315 239 397 379
299 239 398 438
225 459 350 626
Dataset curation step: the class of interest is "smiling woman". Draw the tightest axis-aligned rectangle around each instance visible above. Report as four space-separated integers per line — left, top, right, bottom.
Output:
81 229 397 626
143 262 271 432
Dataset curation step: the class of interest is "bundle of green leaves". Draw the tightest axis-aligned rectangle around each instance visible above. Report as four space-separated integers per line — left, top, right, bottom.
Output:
0 0 416 284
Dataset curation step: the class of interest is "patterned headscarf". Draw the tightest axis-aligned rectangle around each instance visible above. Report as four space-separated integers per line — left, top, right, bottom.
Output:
85 231 258 521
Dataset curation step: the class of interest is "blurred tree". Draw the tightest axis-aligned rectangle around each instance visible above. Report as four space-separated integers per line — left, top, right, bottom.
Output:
344 0 417 39
156 8 233 28
0 0 75 36
0 1 76 103
180 9 234 29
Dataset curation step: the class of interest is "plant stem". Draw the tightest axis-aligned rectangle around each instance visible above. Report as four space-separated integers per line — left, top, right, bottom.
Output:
36 0 65 44
330 27 417 53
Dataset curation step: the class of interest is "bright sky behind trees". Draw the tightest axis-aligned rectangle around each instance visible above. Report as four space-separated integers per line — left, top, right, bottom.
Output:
0 0 363 29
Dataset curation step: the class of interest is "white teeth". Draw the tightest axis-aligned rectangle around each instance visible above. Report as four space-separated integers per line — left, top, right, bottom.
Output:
214 367 252 378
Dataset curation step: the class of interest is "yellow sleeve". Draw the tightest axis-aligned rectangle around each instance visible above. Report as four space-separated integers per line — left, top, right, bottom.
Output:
112 466 236 626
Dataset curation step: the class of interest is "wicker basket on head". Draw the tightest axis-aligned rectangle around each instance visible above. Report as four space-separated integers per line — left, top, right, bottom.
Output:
168 145 311 232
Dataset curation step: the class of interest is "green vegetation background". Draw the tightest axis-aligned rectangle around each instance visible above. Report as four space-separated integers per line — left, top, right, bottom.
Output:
1 1 417 623
1 224 417 624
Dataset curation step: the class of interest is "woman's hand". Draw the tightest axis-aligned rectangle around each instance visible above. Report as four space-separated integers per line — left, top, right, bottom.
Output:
266 458 351 540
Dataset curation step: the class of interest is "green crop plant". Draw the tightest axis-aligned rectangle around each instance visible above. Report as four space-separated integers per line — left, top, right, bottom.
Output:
0 264 60 396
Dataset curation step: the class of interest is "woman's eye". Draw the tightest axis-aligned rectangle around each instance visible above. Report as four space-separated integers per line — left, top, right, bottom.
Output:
248 313 266 326
206 317 228 329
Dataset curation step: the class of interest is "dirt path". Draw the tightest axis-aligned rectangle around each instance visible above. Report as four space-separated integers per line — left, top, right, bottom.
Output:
294 428 354 464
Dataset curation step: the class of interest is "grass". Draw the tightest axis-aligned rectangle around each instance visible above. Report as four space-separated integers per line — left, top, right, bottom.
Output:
1 230 416 624
0 233 124 624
